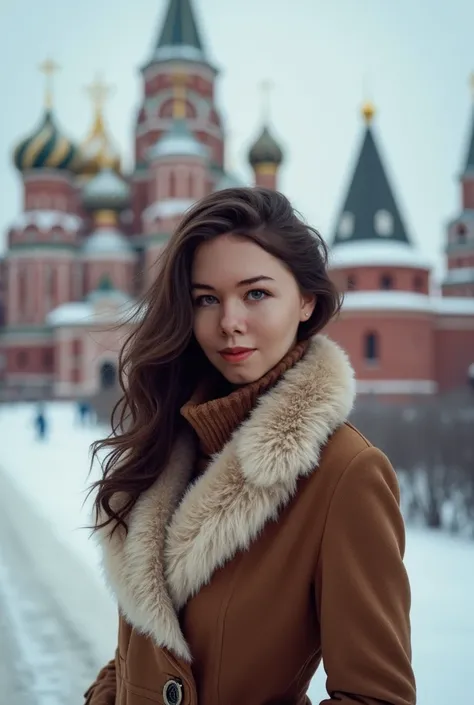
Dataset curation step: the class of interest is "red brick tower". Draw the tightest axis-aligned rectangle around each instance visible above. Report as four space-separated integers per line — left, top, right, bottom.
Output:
131 0 225 236
327 101 435 398
442 75 474 298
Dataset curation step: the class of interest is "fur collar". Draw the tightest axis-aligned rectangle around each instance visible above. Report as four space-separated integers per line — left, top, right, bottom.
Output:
95 335 355 662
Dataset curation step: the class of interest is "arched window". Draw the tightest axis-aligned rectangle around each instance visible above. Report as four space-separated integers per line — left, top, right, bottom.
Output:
364 331 379 363
380 273 393 290
413 274 424 292
456 223 467 243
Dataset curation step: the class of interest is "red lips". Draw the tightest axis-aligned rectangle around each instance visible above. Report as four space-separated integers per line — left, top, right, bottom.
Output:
219 347 256 363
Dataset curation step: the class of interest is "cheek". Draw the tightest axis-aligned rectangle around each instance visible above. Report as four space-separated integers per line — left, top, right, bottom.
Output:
252 298 301 333
193 311 214 349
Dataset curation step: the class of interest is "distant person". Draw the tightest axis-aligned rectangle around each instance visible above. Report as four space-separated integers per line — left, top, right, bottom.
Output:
85 188 416 705
34 405 47 440
78 400 92 426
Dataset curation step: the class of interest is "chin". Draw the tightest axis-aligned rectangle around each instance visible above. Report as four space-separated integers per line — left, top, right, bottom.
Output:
223 368 260 385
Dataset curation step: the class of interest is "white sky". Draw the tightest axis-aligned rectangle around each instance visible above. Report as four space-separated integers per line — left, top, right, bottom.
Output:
1 0 473 279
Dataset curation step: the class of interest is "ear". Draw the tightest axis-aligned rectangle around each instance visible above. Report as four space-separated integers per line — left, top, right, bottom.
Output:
299 294 316 322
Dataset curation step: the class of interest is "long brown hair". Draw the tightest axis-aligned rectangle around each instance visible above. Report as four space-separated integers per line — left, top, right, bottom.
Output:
89 187 342 534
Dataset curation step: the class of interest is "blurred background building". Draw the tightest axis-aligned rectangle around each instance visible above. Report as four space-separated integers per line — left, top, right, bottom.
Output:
0 0 473 402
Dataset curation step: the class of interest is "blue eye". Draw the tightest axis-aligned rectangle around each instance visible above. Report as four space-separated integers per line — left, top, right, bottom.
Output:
247 289 269 301
195 294 218 307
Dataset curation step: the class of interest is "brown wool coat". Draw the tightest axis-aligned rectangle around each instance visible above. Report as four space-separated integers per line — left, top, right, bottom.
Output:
85 336 416 705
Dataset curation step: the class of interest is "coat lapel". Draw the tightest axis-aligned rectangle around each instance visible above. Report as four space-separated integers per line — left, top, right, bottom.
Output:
96 335 355 662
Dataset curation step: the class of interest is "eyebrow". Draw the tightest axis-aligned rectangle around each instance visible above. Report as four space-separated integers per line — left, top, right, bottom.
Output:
191 275 275 291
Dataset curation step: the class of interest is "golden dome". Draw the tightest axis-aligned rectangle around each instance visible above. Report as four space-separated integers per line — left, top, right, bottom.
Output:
78 76 121 178
361 100 376 124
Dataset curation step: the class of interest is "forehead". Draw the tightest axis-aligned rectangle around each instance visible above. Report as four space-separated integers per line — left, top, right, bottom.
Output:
192 234 287 282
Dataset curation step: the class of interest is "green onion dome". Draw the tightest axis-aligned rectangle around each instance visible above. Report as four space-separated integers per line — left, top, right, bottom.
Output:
13 109 80 173
248 126 284 169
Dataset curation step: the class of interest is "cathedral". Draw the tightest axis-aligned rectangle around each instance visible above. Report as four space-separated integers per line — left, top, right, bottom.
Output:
1 0 473 402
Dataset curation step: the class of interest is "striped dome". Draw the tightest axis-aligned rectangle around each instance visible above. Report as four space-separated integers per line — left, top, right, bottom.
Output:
13 109 80 173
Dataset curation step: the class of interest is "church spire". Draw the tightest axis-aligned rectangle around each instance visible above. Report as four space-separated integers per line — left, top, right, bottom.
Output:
462 73 474 175
332 101 411 246
153 0 206 62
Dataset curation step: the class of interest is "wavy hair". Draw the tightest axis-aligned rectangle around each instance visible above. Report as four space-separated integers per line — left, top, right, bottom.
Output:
89 187 342 534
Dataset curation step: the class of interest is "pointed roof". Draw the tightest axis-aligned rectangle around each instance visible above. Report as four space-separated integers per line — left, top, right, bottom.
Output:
153 0 206 62
462 76 474 175
332 103 411 247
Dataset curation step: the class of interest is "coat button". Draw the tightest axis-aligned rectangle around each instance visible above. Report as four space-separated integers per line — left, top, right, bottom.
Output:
163 678 183 705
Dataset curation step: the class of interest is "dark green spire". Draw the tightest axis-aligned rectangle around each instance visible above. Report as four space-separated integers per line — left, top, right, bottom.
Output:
156 0 204 52
332 103 411 246
463 105 474 175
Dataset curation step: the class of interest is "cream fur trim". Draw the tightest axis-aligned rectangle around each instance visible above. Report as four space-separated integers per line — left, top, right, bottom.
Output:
96 335 355 662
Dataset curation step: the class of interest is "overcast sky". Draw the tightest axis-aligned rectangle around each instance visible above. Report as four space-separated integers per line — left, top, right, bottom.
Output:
1 0 473 279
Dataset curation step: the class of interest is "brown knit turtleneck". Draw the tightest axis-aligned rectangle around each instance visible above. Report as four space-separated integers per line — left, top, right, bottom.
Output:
180 341 309 472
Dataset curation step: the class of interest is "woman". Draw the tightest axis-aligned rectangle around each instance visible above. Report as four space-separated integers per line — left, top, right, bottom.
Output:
85 187 416 705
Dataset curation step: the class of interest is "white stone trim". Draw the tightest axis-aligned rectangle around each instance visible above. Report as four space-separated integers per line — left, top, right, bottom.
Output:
356 379 438 395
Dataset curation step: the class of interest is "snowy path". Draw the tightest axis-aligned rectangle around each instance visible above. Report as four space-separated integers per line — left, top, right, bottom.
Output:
0 488 97 704
0 402 473 703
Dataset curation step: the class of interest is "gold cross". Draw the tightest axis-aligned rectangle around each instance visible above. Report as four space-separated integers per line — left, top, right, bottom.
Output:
85 75 113 113
260 79 273 123
39 58 60 109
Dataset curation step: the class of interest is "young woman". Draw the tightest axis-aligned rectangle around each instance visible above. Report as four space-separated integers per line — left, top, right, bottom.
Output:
85 187 416 705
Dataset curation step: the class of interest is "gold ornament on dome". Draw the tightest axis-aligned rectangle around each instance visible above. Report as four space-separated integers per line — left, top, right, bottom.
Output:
78 74 121 178
361 100 376 124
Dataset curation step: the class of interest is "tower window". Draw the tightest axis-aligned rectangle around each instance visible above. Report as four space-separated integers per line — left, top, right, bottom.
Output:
413 274 424 292
347 274 357 291
380 273 393 290
456 223 467 243
364 332 379 363
338 212 354 239
374 210 394 237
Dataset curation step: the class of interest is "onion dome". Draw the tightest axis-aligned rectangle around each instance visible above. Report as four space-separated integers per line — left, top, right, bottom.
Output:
78 77 121 178
149 72 208 161
248 126 283 169
82 167 130 212
149 118 208 160
82 211 134 257
13 109 80 173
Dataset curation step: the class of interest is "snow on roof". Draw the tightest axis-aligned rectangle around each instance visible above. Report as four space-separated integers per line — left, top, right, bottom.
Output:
341 290 474 315
46 295 138 327
82 227 134 257
11 210 82 232
82 168 129 201
152 45 207 63
433 296 474 316
149 127 208 161
443 267 474 284
143 197 195 221
329 240 433 270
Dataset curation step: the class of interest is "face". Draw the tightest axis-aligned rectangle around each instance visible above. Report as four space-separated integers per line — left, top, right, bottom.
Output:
191 234 315 384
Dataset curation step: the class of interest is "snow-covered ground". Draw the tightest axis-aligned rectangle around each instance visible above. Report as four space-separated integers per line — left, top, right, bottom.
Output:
0 401 472 704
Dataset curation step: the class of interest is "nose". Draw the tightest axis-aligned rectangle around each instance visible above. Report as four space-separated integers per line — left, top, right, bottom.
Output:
219 299 247 336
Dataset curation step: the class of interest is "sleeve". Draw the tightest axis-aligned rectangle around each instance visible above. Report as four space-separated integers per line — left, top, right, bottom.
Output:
315 447 416 705
83 652 117 705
